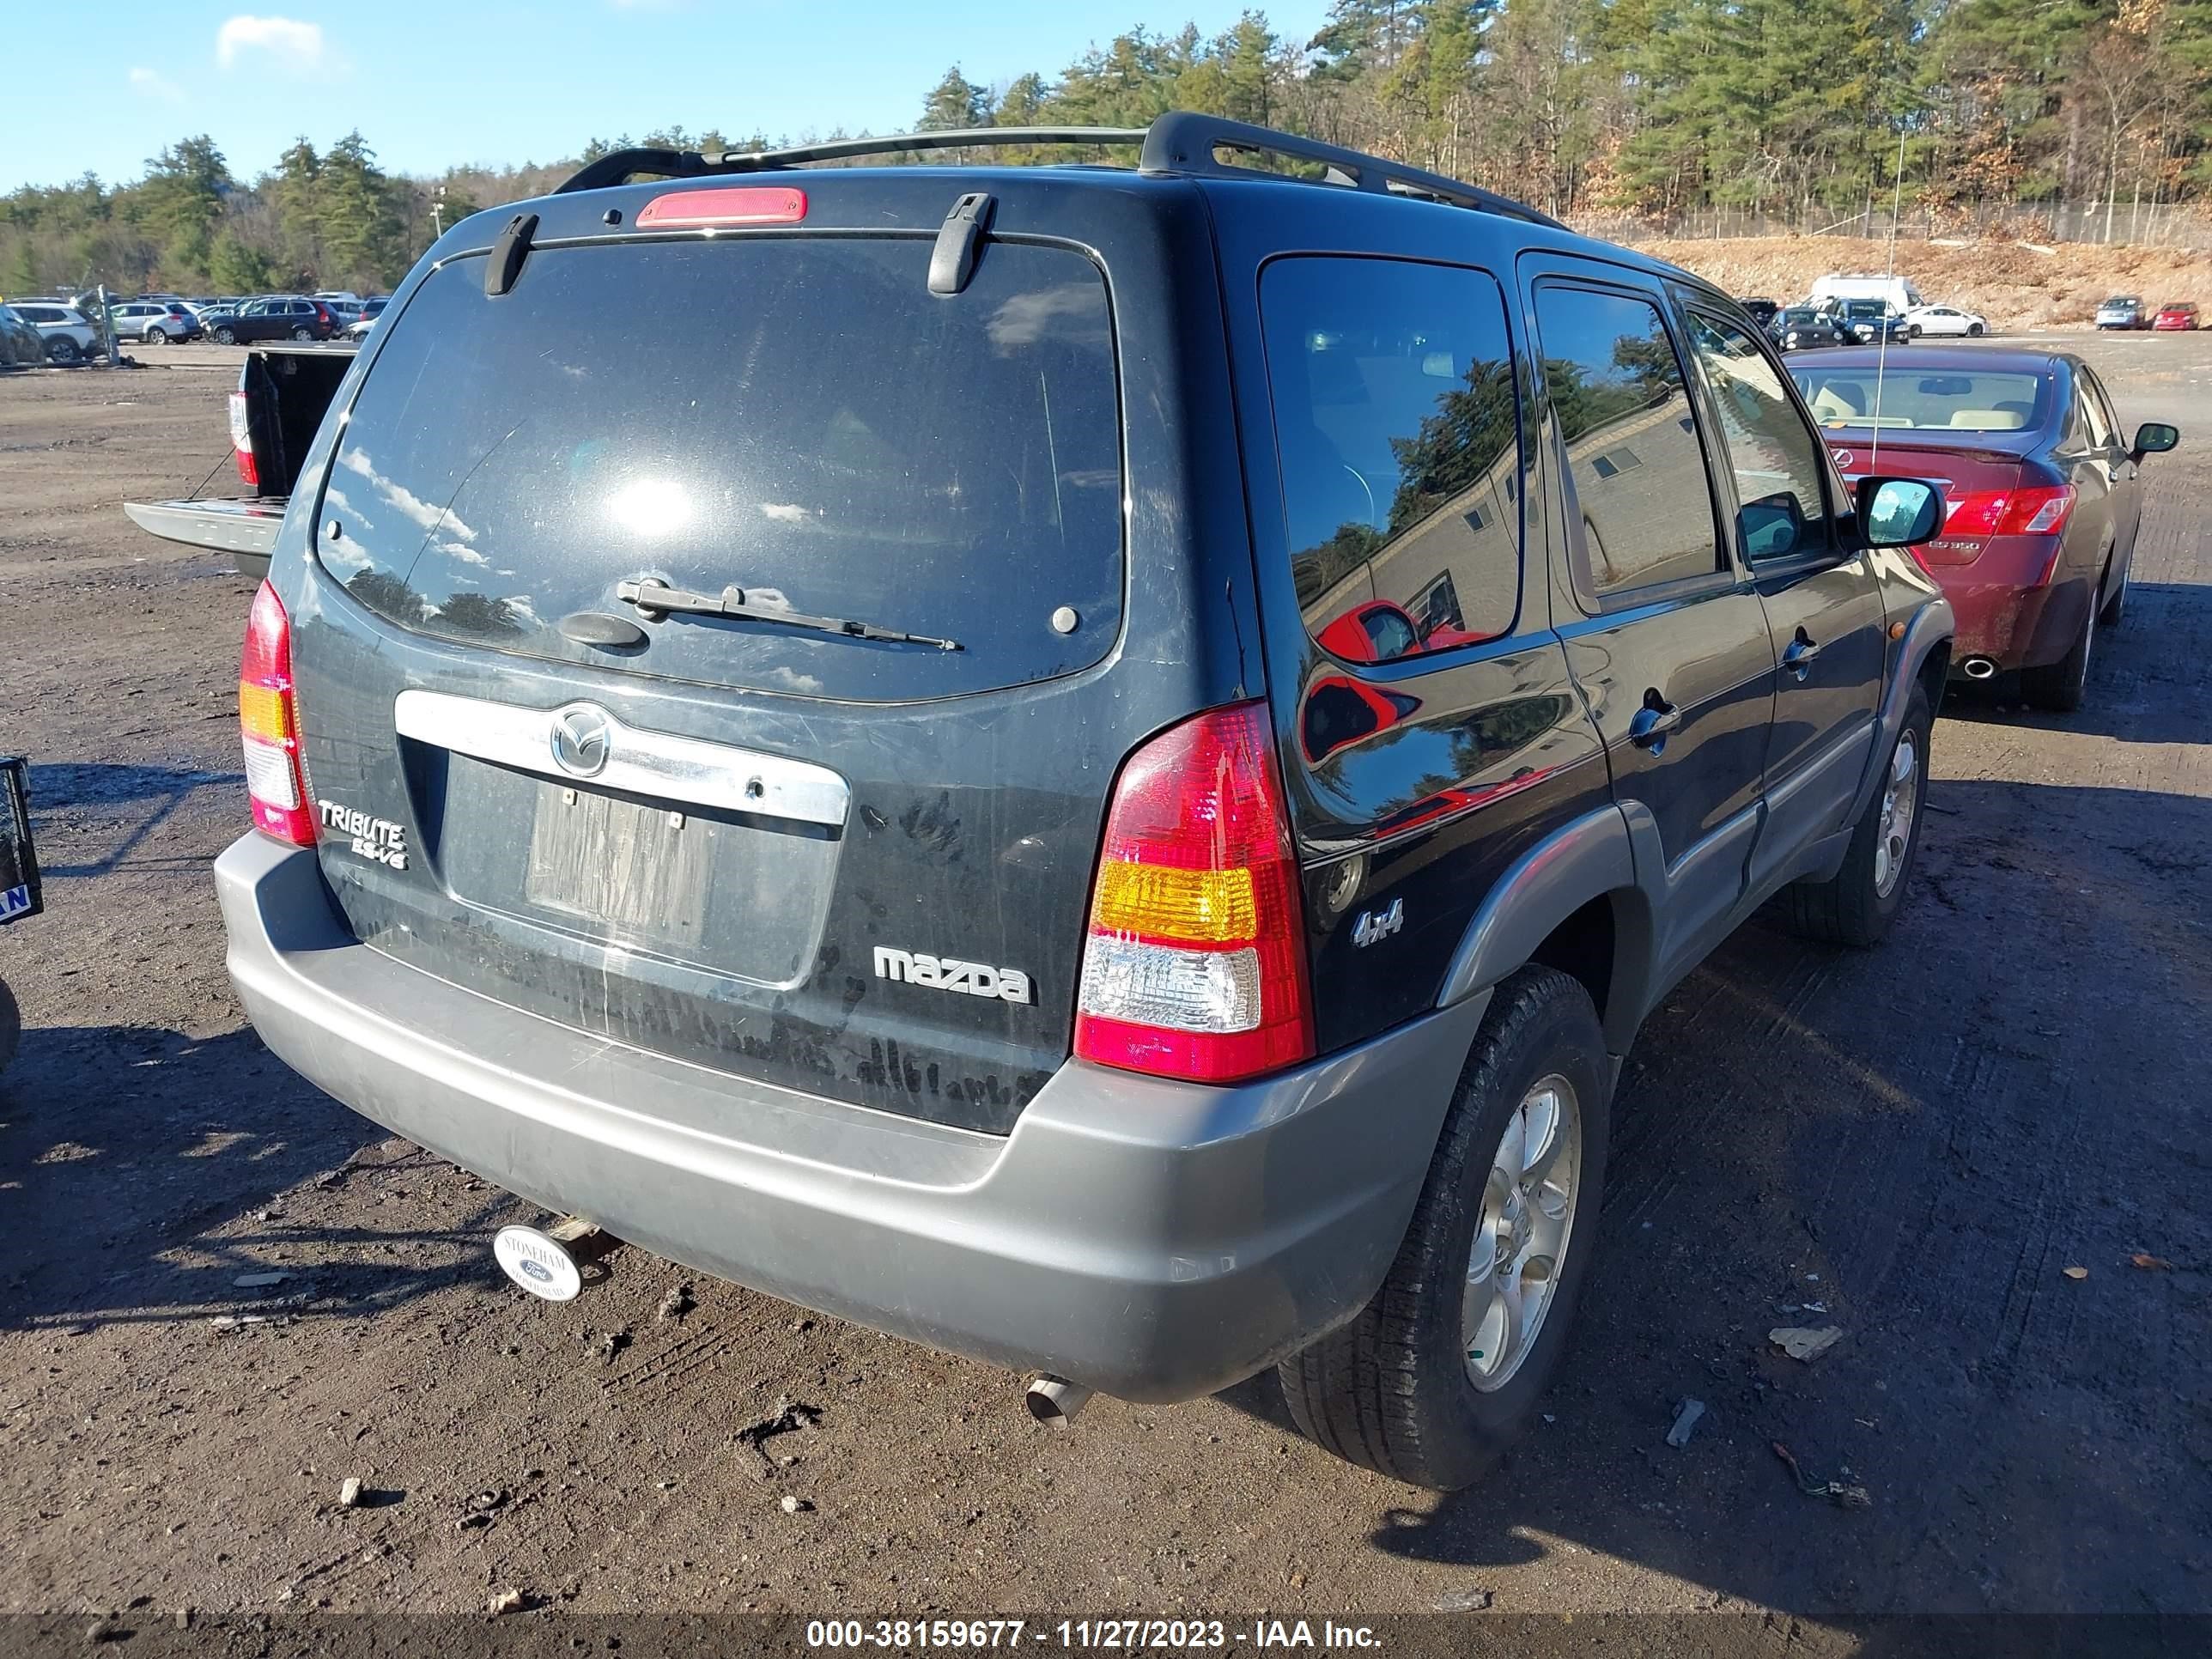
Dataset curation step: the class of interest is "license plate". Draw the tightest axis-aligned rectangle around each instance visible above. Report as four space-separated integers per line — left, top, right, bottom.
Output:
0 757 40 926
524 780 713 936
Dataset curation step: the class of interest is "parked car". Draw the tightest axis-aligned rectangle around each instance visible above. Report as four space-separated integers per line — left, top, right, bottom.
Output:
6 301 100 363
1736 296 1779 327
207 295 341 343
173 113 1954 1492
0 304 45 368
1828 297 1912 345
1809 272 1926 313
342 297 389 340
1792 345 2177 712
111 299 204 343
1899 303 1986 339
122 338 357 580
1771 306 1848 351
2151 301 2199 331
2095 295 2150 331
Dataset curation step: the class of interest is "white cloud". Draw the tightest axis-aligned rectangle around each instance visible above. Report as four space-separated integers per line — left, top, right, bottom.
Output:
216 15 327 72
128 67 186 106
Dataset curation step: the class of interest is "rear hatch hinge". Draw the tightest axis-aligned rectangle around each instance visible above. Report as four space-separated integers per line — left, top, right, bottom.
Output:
485 212 539 297
927 192 995 297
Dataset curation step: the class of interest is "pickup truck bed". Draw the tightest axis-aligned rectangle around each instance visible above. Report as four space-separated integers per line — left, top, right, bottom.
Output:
125 341 357 581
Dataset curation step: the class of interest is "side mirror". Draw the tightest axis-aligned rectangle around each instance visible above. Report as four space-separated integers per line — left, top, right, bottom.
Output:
1855 476 1944 548
1737 491 1806 562
2131 422 2179 461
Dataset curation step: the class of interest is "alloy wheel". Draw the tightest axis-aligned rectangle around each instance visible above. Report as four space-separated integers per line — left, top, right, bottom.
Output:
1874 730 1919 897
1463 1073 1583 1391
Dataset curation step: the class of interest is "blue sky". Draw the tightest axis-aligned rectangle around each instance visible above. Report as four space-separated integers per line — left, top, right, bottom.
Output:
2 3 1334 193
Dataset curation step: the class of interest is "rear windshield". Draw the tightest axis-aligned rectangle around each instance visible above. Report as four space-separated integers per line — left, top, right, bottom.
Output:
1790 366 2048 432
319 235 1122 701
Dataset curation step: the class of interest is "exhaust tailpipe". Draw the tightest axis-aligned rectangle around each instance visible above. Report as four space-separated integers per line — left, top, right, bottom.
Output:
1961 657 1997 681
1024 1375 1093 1430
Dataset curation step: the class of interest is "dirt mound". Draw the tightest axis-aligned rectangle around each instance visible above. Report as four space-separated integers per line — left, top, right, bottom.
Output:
1626 234 2210 331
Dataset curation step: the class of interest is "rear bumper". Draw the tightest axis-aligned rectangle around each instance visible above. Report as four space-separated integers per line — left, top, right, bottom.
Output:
1927 538 2091 670
217 834 1483 1401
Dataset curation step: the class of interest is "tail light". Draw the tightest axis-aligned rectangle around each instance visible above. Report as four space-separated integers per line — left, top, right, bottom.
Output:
1944 484 2076 542
1073 702 1314 1083
240 580 315 846
228 389 258 489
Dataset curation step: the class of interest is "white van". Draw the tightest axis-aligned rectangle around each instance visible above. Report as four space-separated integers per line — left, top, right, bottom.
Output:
1809 273 1925 313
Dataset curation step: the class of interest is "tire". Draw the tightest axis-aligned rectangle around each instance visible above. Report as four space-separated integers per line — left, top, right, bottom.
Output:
290 325 314 341
2021 589 2096 713
45 337 81 365
1907 324 1922 339
143 327 166 345
1277 966 1611 1491
2100 555 2130 627
214 326 236 345
0 975 17 1078
1782 684 1931 947
1968 322 1984 337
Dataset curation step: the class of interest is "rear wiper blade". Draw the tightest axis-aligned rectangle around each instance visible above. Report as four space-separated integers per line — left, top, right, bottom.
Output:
615 577 961 652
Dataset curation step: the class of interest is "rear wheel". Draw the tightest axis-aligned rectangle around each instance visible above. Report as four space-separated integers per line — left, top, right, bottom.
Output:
1277 967 1610 1491
290 325 314 341
1783 685 1930 946
143 327 166 345
2022 592 2095 712
45 337 81 365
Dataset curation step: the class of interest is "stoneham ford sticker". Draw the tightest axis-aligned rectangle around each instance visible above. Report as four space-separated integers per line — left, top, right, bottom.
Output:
873 946 1032 1005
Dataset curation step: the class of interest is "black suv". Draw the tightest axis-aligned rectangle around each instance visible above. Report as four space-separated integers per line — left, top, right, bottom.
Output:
210 115 1954 1489
209 295 340 343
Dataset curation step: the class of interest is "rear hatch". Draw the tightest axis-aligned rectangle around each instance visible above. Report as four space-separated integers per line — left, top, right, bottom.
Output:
276 172 1249 1134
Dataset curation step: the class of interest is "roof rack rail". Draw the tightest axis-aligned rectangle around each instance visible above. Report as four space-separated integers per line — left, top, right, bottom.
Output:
552 113 1564 231
1137 112 1565 229
555 128 1146 195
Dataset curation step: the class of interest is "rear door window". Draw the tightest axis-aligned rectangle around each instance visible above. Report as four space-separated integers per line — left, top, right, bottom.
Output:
319 235 1123 702
1532 284 1725 599
1258 256 1522 663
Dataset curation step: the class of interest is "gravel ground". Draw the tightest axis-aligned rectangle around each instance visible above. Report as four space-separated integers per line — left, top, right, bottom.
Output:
0 332 2207 1634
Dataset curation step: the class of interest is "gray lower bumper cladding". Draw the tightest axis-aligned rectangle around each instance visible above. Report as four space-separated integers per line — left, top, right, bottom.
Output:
216 835 1484 1401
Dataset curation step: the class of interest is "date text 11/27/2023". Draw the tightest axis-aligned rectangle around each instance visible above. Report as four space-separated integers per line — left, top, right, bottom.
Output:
805 1621 1383 1650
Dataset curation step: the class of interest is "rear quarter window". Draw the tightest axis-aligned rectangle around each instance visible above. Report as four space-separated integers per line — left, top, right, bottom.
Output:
1259 256 1524 664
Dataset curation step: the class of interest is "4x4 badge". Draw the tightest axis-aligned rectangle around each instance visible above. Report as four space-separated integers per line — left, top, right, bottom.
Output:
1352 896 1404 948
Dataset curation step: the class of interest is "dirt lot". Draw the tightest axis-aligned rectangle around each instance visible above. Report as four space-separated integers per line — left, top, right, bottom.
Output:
1 335 2208 1638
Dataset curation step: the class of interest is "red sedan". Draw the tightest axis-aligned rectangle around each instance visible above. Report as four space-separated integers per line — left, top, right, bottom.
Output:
1792 347 2179 712
2151 301 2199 331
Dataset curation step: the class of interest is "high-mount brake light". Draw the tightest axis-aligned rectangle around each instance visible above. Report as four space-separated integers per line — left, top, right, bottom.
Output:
635 186 808 229
240 580 315 846
1073 702 1315 1084
228 389 258 489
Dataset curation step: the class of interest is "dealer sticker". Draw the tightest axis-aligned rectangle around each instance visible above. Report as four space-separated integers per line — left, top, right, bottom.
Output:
0 883 29 921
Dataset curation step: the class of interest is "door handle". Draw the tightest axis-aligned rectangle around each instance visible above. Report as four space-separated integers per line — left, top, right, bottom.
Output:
1782 629 1822 680
1628 691 1681 751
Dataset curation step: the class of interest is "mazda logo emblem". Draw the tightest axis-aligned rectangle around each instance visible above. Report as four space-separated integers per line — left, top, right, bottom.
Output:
550 704 612 778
